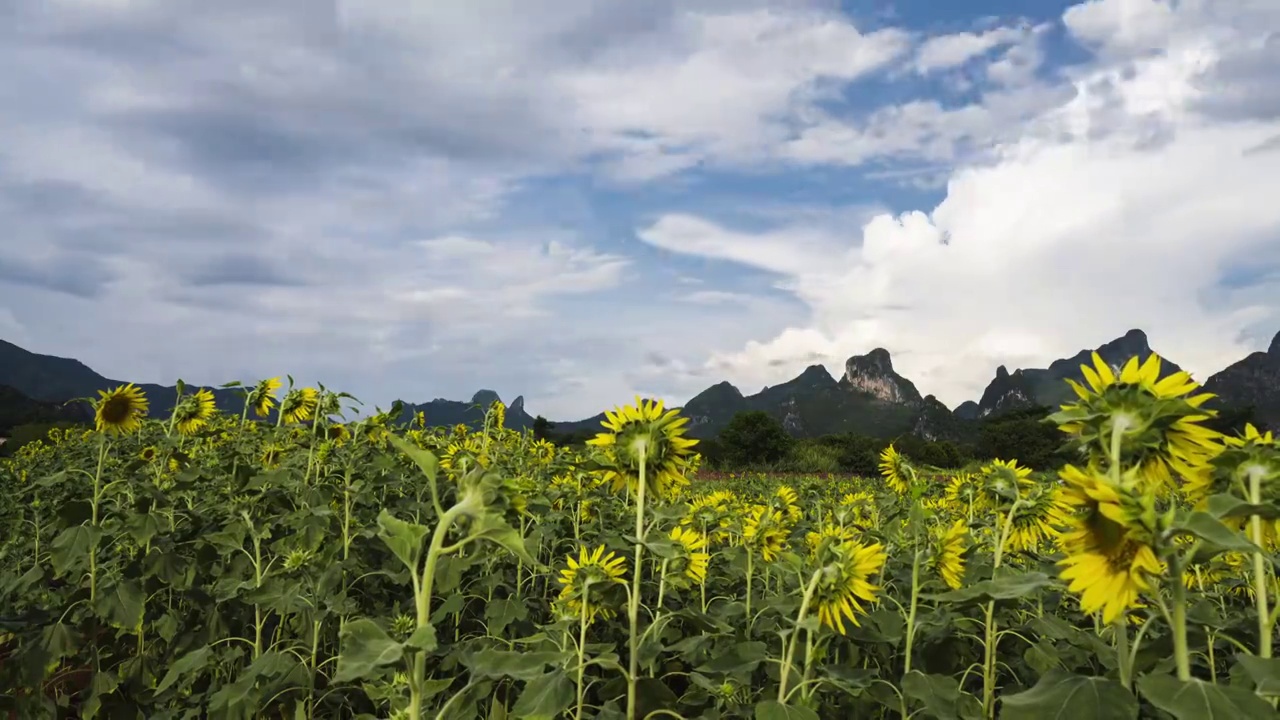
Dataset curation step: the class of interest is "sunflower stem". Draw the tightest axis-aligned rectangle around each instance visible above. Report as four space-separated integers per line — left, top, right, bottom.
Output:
778 569 823 703
88 438 108 603
983 499 1021 719
626 446 648 720
575 577 591 720
903 548 922 676
1249 468 1273 659
1114 618 1132 688
1171 560 1192 681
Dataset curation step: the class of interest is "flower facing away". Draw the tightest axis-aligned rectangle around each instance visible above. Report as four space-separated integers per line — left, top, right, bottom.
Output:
741 505 789 562
557 545 628 625
248 377 283 418
1056 465 1162 624
667 526 710 587
587 397 698 501
806 523 857 559
932 519 969 590
441 438 488 475
878 444 913 495
771 485 803 524
94 384 150 435
174 389 217 436
812 540 888 634
682 492 735 545
980 459 1034 510
1006 485 1071 554
280 386 319 424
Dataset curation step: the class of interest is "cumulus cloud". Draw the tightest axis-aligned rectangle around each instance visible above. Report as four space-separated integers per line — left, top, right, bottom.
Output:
637 0 1280 409
913 25 1029 73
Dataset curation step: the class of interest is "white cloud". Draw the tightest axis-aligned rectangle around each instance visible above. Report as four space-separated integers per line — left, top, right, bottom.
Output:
913 25 1028 73
638 0 1280 408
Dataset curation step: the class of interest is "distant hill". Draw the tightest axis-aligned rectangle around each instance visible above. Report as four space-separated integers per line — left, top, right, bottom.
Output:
0 384 92 436
2 327 1277 441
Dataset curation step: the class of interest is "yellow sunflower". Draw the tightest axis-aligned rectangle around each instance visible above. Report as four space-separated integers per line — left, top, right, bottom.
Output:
932 519 968 590
1056 465 1162 624
441 438 487 474
681 492 735 545
280 386 319 424
812 540 888 634
138 446 159 463
878 444 913 495
557 545 628 625
261 443 285 469
980 459 1034 509
772 485 803 524
742 505 789 562
1006 484 1071 554
248 377 282 418
587 397 698 502
806 523 856 558
94 384 150 435
174 388 217 436
667 526 711 587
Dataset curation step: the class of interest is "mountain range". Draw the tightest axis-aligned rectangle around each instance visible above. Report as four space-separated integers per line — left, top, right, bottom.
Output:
1 329 1278 440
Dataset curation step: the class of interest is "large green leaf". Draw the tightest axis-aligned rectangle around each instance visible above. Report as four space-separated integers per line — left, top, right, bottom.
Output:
901 671 983 720
1172 512 1260 556
154 645 213 694
1233 655 1280 697
388 434 440 484
1136 674 1280 719
93 578 145 630
333 618 405 682
466 514 543 568
48 524 102 577
1000 670 1138 720
376 509 430 573
510 670 575 720
923 572 1052 607
462 648 573 680
754 700 820 720
1206 494 1280 521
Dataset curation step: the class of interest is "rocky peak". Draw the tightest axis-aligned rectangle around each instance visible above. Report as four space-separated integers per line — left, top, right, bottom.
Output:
1269 330 1280 357
509 395 525 413
794 364 838 389
471 389 501 407
995 365 1009 379
841 348 923 405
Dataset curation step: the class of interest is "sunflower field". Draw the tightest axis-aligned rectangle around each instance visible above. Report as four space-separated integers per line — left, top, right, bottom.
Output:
2 355 1280 719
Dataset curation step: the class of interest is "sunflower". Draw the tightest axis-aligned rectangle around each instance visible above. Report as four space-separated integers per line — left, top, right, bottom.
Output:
667 526 711 587
980 459 1034 509
682 492 735 545
587 397 698 502
1006 484 1071 554
174 388 217 436
741 505 789 562
1056 465 1162 624
1053 352 1223 495
557 545 628 625
94 384 150 435
487 400 506 430
325 424 351 444
441 438 487 474
944 472 983 516
772 485 803 524
279 386 319 425
138 446 159 463
878 444 913 495
248 377 283 418
932 519 968 590
261 443 285 469
806 523 856 558
812 540 888 634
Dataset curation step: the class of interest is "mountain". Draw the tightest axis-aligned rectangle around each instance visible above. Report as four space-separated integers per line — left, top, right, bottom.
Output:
397 390 537 431
680 349 927 440
971 329 1186 418
1203 331 1280 431
0 384 92 436
0 339 251 419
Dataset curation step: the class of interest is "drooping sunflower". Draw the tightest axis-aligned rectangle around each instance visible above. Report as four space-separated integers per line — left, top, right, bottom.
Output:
587 397 698 502
557 545 628 625
174 388 217 436
741 505 789 562
1053 352 1223 496
1006 484 1072 554
667 526 711 587
441 438 488 474
980 458 1034 509
138 446 159 463
806 523 856 558
247 377 283 418
261 443 286 469
944 472 983 517
682 492 735 545
1056 464 1162 624
812 540 888 635
931 519 968 590
771 485 803 524
486 400 506 430
878 444 913 495
94 384 150 435
280 387 319 424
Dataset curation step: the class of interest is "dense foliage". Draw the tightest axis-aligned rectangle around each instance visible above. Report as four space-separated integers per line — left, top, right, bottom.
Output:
2 357 1280 719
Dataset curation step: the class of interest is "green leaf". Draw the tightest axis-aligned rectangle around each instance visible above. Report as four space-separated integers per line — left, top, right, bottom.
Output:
1136 674 1280 719
922 572 1052 607
94 578 145 630
155 646 213 694
48 524 102 577
388 434 440 484
333 618 405 682
1173 512 1261 556
484 597 528 635
404 625 438 653
696 641 768 675
510 670 575 720
463 648 573 680
901 671 983 720
1233 655 1280 697
467 514 543 569
1000 670 1137 720
376 509 430 573
1206 494 1280 520
754 700 820 720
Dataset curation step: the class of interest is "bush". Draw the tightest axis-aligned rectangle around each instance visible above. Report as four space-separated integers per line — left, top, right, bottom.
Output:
718 410 794 467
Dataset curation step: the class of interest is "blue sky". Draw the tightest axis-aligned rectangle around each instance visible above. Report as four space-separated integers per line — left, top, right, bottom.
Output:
1 0 1278 420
